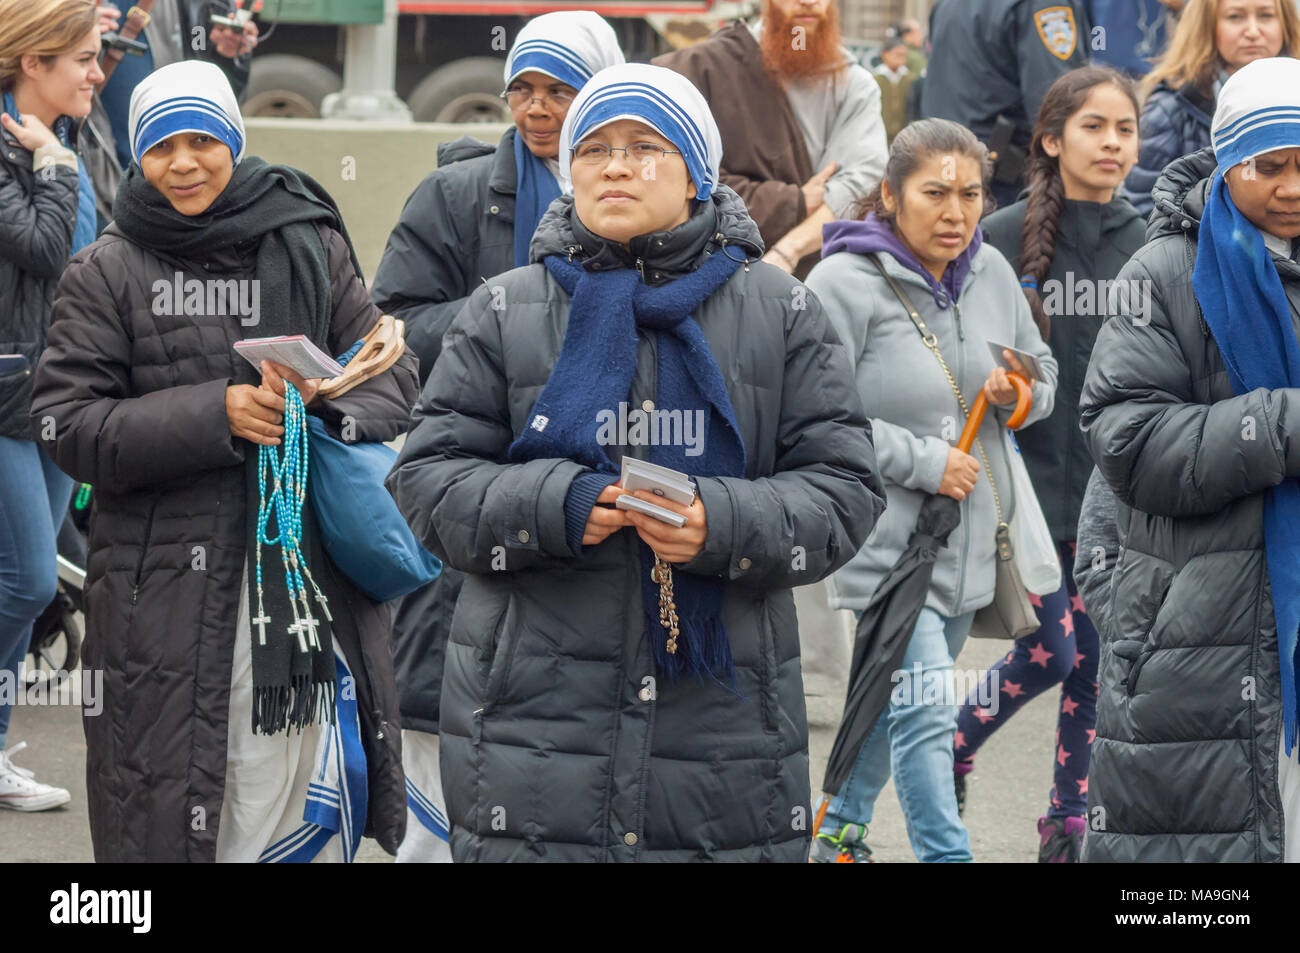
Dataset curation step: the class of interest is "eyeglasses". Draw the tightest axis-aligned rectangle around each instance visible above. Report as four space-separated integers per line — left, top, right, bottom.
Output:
500 87 576 110
571 141 684 164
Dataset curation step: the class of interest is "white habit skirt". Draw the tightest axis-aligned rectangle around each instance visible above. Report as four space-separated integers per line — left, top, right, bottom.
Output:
215 568 368 863
396 729 452 863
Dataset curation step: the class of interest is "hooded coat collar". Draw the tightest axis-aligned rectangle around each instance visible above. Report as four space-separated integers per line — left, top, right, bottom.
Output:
433 127 517 196
821 212 982 308
528 183 763 285
1149 146 1218 241
1152 147 1300 269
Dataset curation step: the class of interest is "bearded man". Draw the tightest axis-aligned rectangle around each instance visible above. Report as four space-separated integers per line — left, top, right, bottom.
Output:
654 0 886 278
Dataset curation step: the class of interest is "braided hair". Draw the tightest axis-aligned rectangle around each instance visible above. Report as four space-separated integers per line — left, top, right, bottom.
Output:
1019 66 1138 340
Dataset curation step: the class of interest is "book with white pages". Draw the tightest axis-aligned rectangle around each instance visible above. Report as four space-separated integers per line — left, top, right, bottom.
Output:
618 457 697 505
233 335 345 380
615 457 696 527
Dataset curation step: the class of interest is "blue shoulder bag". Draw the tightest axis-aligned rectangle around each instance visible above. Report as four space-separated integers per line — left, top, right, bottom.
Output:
306 332 440 602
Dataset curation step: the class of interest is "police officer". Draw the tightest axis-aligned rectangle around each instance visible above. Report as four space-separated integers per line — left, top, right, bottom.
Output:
921 0 1092 206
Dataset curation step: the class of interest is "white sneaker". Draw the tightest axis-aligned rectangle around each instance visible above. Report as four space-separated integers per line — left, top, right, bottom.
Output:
0 742 71 812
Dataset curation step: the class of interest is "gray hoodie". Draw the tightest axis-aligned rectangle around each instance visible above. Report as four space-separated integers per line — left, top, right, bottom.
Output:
806 239 1058 616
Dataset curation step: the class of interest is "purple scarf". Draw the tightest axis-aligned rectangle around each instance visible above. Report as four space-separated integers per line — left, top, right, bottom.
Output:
822 212 982 307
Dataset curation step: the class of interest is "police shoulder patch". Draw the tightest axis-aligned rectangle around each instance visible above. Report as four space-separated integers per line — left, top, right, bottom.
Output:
1034 5 1078 61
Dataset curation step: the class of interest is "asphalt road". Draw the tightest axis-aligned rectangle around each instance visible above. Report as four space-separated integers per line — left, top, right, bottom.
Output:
1 626 1056 863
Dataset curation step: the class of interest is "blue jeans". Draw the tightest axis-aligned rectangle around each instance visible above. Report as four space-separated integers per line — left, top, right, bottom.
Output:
822 607 975 862
0 436 74 748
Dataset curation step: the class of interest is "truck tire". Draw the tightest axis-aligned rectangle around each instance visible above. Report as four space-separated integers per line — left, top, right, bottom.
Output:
408 57 511 124
243 54 342 119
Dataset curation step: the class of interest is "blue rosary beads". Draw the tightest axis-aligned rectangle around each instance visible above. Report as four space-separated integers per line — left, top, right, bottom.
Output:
253 381 332 652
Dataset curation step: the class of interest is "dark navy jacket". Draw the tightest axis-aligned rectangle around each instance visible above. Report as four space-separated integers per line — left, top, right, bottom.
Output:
922 0 1092 150
1121 81 1214 218
371 128 521 735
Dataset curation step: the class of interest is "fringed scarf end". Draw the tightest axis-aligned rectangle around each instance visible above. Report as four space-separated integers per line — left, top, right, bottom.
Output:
252 677 337 736
650 614 741 696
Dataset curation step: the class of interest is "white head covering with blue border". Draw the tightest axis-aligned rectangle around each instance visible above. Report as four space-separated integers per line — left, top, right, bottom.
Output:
128 60 246 168
1210 57 1300 170
504 11 624 91
559 63 723 201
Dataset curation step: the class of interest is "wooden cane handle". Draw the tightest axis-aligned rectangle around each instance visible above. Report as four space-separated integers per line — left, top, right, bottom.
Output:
956 372 1033 452
1003 372 1034 430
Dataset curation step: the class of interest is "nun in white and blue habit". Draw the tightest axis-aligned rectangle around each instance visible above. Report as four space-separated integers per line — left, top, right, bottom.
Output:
371 10 625 381
387 63 884 862
1077 57 1300 862
31 60 420 862
368 11 624 864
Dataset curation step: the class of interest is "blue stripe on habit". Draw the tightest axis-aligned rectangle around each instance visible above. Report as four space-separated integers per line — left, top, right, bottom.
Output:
570 82 713 199
134 100 244 163
508 40 591 90
406 777 449 829
406 779 450 841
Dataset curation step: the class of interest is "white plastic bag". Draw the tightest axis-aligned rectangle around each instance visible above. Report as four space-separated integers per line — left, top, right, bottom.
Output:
1004 428 1061 596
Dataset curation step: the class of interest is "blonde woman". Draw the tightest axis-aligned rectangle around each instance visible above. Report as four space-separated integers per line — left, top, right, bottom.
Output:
1122 0 1297 214
0 0 101 812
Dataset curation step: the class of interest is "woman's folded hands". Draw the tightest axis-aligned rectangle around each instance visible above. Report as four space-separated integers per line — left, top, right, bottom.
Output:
582 483 708 562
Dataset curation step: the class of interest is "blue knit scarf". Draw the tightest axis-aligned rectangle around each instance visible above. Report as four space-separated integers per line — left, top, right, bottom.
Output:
1193 171 1300 754
512 130 562 268
509 247 746 681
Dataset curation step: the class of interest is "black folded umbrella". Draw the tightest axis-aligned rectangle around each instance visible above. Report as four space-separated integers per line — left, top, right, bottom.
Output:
819 493 962 804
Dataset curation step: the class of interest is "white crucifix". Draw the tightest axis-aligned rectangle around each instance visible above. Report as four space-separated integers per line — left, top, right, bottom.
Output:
288 619 310 654
297 612 321 651
252 611 272 646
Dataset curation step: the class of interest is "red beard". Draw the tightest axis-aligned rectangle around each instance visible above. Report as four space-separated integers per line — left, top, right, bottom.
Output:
760 1 846 82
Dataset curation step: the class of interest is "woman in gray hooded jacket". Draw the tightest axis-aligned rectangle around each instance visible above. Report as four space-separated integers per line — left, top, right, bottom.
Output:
805 118 1058 863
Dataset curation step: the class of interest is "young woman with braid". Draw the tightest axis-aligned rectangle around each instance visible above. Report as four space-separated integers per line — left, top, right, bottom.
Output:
953 67 1145 862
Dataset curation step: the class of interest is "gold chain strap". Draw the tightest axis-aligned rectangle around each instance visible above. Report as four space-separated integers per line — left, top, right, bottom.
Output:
864 254 1006 528
916 333 1005 528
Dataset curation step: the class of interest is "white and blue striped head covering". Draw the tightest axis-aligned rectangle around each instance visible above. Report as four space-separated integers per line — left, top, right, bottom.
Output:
504 11 624 92
127 61 246 168
559 63 723 201
1211 57 1300 171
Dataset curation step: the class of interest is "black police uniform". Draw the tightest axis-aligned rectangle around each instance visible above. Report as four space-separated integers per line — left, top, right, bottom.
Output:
921 0 1092 206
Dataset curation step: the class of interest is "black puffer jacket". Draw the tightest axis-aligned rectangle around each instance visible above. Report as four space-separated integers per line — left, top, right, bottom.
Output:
980 194 1145 539
31 221 419 862
372 129 522 735
370 129 517 384
387 186 884 862
1079 147 1300 862
0 120 79 440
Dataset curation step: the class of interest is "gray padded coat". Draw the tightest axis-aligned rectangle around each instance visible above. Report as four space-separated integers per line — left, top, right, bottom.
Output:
386 186 885 861
1079 147 1300 862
